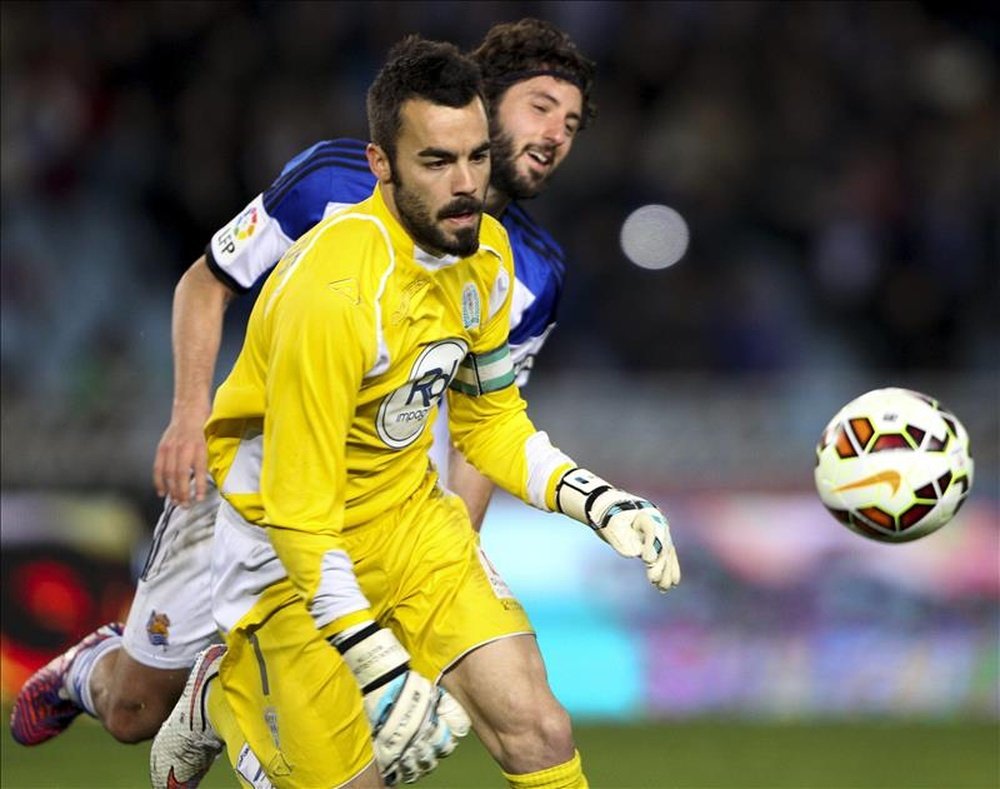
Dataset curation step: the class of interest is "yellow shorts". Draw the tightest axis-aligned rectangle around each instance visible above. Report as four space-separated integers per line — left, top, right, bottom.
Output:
220 476 533 787
344 477 534 680
221 586 373 788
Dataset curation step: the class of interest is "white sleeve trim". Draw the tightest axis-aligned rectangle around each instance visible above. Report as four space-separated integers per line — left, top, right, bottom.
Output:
211 503 371 635
220 427 263 495
525 431 574 511
365 216 395 378
310 549 373 630
209 194 292 290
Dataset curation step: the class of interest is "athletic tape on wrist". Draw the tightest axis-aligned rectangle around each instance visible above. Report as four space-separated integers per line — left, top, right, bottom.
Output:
555 467 613 527
329 624 410 694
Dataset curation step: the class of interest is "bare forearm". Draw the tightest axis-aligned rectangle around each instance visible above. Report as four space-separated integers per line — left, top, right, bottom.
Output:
171 255 233 413
153 255 235 501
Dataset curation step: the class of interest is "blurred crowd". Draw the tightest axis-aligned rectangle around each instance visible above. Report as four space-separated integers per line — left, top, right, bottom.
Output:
2 1 997 422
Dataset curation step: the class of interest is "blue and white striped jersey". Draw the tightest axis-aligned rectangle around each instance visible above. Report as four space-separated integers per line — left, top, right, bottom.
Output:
207 139 565 387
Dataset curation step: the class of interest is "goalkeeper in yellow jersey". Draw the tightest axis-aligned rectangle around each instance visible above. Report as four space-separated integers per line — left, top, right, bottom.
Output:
151 36 679 789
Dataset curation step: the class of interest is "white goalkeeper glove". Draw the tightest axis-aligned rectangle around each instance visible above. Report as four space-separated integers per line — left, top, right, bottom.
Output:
556 467 681 592
331 623 470 785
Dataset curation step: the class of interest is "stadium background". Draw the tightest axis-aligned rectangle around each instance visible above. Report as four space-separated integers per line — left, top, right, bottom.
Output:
1 1 997 787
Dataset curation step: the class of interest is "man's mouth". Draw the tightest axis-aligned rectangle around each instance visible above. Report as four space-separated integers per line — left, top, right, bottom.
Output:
443 212 477 226
525 147 554 168
439 198 482 226
440 207 480 229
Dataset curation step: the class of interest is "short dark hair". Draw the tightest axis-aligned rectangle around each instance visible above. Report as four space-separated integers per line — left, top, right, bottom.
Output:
471 18 597 130
367 36 484 162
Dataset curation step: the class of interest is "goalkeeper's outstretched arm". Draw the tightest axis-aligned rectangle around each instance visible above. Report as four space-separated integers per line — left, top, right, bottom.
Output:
447 382 680 592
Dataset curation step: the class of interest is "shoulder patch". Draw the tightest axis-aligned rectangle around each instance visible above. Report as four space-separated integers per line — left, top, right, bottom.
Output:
461 282 481 329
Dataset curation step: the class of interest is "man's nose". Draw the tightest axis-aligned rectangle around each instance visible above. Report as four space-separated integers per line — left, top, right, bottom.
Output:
452 162 477 195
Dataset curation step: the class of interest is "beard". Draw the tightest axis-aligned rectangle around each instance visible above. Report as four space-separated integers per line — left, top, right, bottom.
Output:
489 124 554 202
393 176 483 258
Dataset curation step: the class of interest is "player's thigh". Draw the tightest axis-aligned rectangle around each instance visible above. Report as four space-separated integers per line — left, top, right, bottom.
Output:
378 489 533 680
221 588 373 789
123 486 221 671
440 634 569 751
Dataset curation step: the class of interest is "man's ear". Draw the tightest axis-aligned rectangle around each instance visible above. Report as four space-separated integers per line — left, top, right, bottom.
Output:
366 143 392 184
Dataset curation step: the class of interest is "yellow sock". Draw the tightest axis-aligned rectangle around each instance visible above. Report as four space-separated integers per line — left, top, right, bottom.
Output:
502 749 588 789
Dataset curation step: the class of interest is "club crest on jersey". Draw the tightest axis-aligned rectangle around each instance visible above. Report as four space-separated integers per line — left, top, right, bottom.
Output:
376 339 468 449
146 610 170 647
461 282 480 329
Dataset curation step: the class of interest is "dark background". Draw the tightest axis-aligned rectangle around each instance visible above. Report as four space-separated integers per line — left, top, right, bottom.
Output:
2 1 997 418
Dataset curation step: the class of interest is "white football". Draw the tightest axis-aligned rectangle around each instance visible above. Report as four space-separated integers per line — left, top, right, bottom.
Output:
814 387 974 543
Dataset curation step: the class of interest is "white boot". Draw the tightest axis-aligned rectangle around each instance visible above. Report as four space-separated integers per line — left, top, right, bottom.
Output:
149 644 225 788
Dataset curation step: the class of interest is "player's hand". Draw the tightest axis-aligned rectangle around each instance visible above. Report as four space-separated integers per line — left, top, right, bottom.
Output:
394 685 471 784
152 401 211 505
556 467 681 592
331 624 470 785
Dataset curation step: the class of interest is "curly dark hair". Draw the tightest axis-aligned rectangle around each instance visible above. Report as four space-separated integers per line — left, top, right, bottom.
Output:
367 36 484 162
470 18 597 130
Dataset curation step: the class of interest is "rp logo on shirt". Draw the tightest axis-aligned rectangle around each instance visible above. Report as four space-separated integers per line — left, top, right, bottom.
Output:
376 339 468 449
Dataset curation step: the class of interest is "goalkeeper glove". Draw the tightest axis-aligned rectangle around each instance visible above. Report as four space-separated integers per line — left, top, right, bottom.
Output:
331 623 470 785
555 467 681 592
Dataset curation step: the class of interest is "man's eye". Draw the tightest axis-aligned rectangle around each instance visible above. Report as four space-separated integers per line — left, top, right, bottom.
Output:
426 161 446 170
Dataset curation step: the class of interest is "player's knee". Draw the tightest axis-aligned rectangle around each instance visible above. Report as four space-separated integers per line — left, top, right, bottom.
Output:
495 698 574 770
532 703 574 757
103 697 166 743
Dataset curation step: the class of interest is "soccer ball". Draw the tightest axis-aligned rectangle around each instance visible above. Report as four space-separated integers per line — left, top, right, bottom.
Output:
814 387 973 543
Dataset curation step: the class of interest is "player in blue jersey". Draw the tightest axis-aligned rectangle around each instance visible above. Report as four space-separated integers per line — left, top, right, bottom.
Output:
11 17 599 777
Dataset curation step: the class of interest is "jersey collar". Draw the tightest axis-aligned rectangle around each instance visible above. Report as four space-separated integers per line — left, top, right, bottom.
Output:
373 184 465 271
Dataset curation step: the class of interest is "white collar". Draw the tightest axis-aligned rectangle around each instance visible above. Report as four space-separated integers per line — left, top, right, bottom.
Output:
412 244 462 271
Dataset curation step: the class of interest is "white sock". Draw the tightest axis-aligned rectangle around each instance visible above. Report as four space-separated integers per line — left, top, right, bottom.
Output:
66 637 122 717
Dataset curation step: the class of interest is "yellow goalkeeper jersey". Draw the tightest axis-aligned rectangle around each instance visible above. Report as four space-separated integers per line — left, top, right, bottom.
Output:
206 184 573 632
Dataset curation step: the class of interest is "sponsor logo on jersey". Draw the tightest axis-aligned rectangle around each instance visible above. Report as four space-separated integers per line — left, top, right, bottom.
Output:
477 546 515 600
233 206 259 240
376 339 468 449
264 706 281 749
146 610 171 647
213 197 265 261
235 744 271 788
461 282 480 329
